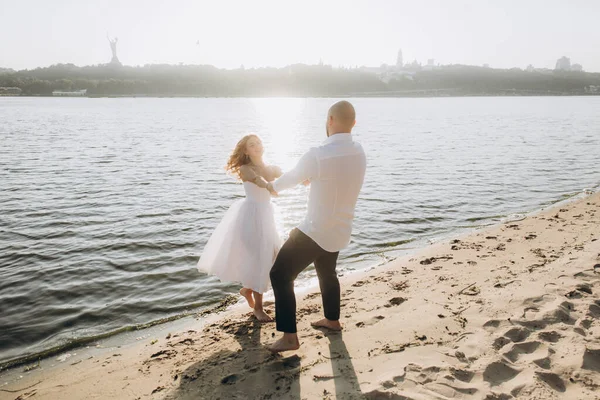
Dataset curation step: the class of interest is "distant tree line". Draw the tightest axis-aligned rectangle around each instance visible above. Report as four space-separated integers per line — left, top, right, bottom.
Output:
1 63 599 97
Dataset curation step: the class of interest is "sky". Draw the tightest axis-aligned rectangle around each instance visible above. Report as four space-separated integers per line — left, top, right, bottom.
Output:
1 0 599 72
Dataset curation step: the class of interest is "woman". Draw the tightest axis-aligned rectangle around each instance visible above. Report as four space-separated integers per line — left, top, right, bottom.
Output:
198 134 282 322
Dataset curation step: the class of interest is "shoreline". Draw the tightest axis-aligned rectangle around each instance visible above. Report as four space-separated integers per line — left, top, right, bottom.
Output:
2 192 599 399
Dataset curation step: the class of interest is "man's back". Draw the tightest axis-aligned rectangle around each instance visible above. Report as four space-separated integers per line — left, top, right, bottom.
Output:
301 133 366 252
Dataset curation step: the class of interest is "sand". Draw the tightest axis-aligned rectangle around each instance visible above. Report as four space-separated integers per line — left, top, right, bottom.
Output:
2 193 599 400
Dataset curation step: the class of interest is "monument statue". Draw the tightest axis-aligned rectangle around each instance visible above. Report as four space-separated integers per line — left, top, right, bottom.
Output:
107 34 121 65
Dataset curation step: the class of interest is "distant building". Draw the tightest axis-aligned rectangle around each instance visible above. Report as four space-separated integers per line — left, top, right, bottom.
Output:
0 87 21 96
396 49 403 69
359 66 382 74
585 85 599 93
571 63 583 72
404 60 422 71
555 56 571 71
423 59 437 71
483 64 490 68
52 89 87 97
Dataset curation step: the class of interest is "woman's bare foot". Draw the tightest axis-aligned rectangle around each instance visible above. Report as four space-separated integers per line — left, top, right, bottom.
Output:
240 288 255 308
311 318 342 331
268 333 300 353
253 309 273 322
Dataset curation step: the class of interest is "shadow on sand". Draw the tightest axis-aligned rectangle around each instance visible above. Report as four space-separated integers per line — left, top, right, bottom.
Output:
167 316 300 399
166 317 372 399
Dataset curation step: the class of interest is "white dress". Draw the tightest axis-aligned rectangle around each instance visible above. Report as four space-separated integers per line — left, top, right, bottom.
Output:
197 182 282 294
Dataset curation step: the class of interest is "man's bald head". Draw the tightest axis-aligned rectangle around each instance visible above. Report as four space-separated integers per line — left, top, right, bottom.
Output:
326 100 356 136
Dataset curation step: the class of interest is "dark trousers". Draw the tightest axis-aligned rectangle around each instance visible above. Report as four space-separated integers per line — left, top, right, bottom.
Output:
270 228 340 333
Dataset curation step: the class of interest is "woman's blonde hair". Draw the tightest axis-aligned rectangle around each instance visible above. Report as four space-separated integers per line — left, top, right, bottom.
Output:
225 134 260 178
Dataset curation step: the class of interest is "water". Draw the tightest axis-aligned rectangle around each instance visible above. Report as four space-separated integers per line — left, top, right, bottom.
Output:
1 96 599 368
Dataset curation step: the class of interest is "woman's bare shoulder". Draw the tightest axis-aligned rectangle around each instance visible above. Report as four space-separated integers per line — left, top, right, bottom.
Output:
268 165 283 178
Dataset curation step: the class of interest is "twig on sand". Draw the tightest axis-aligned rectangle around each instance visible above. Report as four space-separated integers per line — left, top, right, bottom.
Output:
452 306 471 316
321 353 344 360
0 380 42 393
458 282 477 295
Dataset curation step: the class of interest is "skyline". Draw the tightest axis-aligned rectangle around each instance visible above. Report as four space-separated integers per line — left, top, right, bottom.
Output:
1 0 600 72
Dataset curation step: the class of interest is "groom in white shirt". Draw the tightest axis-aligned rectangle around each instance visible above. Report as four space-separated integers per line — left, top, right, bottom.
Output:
266 101 366 352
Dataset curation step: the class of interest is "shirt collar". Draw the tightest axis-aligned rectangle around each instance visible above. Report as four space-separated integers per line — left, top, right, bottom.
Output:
323 133 352 145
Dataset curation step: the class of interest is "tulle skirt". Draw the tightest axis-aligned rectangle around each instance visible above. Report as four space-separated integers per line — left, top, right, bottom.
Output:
197 199 282 294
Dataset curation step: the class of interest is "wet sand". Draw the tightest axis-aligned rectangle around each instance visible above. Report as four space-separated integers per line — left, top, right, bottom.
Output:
2 193 599 400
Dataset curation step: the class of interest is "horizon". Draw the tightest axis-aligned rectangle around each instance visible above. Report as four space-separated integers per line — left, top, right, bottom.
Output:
2 59 599 74
1 0 599 72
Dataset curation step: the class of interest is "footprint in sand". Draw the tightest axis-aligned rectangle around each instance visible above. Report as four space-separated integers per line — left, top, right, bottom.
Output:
390 281 409 291
582 348 600 372
220 374 239 385
538 330 563 343
357 316 385 328
423 382 479 398
449 367 475 383
503 327 531 343
502 341 547 364
482 361 520 386
588 302 600 318
492 337 511 350
533 356 552 370
493 326 532 350
535 371 566 393
386 297 407 307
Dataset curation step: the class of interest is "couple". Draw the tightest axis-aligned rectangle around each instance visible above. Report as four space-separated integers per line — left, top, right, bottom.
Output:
198 100 366 352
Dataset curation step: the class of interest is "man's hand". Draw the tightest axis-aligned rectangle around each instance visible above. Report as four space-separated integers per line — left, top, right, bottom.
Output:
302 179 310 186
266 182 278 197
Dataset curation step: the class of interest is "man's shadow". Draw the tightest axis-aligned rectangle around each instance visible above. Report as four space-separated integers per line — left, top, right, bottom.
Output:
168 316 302 400
318 330 364 399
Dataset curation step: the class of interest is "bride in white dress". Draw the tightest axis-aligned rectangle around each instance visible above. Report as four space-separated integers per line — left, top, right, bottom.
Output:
197 134 282 322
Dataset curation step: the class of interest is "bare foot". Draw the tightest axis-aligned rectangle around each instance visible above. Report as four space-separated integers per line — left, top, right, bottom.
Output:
253 309 273 322
311 318 342 331
240 288 254 308
268 334 300 353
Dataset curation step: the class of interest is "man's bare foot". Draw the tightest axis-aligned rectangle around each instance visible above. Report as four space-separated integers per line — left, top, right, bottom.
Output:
253 309 273 322
311 318 342 331
268 333 300 353
240 288 254 308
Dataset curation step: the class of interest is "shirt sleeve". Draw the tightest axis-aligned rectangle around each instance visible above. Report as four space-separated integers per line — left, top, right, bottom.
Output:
272 149 318 193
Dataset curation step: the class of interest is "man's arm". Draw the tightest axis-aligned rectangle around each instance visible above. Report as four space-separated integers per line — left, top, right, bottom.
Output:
268 150 318 194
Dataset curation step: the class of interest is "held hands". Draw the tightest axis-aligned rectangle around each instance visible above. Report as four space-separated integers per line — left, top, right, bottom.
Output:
266 182 278 197
266 180 308 196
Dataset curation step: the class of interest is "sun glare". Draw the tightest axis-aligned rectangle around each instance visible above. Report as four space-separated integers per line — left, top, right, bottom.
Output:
251 98 305 171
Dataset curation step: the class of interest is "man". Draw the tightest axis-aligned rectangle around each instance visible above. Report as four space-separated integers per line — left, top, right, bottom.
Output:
266 100 366 352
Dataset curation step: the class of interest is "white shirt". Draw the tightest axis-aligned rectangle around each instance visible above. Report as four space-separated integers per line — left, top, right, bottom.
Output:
273 133 366 252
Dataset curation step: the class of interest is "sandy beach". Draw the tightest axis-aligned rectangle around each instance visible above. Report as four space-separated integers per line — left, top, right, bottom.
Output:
2 192 599 400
